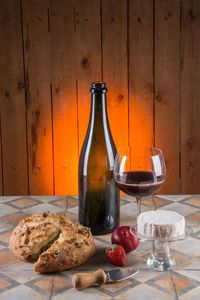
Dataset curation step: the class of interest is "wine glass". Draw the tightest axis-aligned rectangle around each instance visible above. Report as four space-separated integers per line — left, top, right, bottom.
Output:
113 147 166 217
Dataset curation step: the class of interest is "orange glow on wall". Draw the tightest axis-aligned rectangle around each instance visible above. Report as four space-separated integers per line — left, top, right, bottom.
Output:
47 88 154 195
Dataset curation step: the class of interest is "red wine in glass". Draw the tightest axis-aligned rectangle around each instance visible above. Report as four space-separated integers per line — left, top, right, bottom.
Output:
114 148 166 216
115 171 165 197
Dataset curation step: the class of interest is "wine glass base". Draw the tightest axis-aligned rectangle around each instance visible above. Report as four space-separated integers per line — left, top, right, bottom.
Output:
147 253 175 271
130 225 193 272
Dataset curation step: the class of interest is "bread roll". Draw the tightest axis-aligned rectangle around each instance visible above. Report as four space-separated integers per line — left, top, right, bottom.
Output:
9 212 95 273
34 223 95 273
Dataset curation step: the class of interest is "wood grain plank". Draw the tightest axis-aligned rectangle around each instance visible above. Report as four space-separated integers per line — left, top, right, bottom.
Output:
155 0 180 193
50 0 78 195
22 0 54 194
181 0 200 193
75 0 102 151
0 122 2 195
129 0 154 162
0 0 28 195
102 0 128 150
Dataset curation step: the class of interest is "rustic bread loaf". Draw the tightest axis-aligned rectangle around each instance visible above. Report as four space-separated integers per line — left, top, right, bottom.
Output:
9 212 70 262
34 222 95 273
9 212 95 273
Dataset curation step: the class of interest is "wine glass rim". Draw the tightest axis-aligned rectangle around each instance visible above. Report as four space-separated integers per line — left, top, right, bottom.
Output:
116 147 163 155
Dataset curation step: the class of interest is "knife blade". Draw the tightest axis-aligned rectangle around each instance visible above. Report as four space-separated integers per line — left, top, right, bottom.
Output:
72 268 138 290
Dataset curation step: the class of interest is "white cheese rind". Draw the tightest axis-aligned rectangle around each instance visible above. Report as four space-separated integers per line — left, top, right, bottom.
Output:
137 210 185 239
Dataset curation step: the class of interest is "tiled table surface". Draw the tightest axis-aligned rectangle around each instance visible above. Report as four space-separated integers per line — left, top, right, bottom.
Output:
0 195 200 300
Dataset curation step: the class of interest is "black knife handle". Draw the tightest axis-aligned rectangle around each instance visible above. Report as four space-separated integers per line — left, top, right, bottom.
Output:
72 269 107 290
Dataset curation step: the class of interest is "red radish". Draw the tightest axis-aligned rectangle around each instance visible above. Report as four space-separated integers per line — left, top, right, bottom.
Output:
111 226 139 253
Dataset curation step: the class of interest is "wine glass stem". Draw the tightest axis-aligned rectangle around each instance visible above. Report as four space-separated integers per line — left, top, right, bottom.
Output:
136 197 142 216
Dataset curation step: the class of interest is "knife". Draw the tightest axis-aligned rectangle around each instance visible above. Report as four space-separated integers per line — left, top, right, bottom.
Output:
72 268 138 290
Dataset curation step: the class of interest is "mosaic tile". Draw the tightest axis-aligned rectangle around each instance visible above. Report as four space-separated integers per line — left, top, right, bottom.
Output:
0 197 22 203
52 287 111 300
119 199 129 206
116 283 170 300
174 259 200 282
29 196 62 202
0 277 11 289
125 201 152 215
189 227 200 235
0 221 12 233
101 279 133 293
156 195 191 202
23 203 65 214
0 284 49 300
131 255 150 269
120 195 134 202
93 238 110 253
0 261 38 284
50 198 68 208
0 229 13 245
100 278 140 298
171 237 200 257
0 204 19 218
170 250 192 267
162 202 198 217
27 274 71 296
183 197 200 208
133 269 161 283
0 195 199 299
7 197 40 209
0 249 18 267
67 197 79 207
131 239 153 257
195 230 200 239
179 286 200 300
120 202 150 226
65 211 78 223
142 197 172 209
149 272 198 296
67 205 79 215
94 234 111 245
1 212 31 227
0 272 19 293
185 212 200 227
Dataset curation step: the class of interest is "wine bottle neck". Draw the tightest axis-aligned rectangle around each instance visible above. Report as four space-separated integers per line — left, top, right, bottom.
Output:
81 86 116 176
90 92 115 169
91 92 109 124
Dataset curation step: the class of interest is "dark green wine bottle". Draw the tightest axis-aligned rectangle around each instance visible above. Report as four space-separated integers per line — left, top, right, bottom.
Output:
78 82 120 235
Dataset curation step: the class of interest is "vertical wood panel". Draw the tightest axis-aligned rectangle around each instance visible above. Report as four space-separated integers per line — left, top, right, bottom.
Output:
22 0 53 194
50 0 78 195
0 0 28 195
0 0 200 195
0 123 2 194
181 0 200 193
75 0 102 151
129 0 154 159
102 0 128 150
155 0 180 193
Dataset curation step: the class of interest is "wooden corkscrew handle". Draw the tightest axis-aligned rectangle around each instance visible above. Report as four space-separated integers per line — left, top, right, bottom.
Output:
72 269 107 290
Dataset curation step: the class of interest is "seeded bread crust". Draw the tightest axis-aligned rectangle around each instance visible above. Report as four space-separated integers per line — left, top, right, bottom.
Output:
9 212 71 262
9 212 95 273
34 223 95 273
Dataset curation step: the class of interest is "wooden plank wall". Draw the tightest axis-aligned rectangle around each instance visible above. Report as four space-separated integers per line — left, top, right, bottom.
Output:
155 0 181 193
0 0 28 195
0 0 199 195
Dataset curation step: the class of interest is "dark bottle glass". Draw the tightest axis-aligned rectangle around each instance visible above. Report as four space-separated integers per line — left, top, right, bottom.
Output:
78 82 120 235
